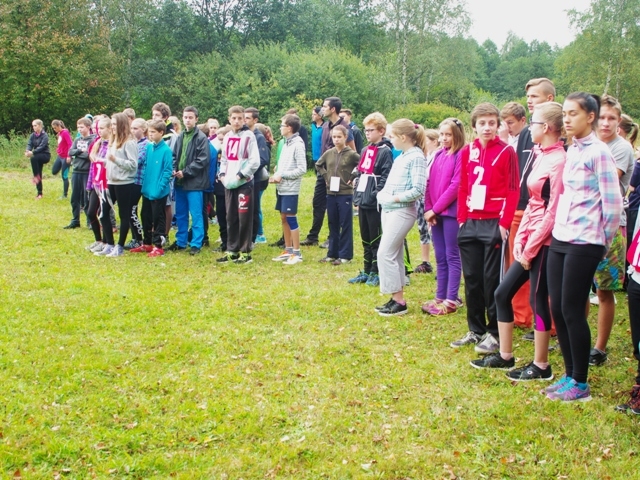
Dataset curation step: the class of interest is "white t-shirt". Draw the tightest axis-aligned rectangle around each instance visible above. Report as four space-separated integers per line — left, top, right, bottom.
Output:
607 135 635 226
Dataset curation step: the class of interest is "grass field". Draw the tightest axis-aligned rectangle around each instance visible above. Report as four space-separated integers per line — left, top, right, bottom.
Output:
0 164 638 479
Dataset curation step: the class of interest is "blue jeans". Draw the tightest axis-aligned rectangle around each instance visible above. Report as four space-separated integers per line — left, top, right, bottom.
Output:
175 188 204 249
326 194 353 260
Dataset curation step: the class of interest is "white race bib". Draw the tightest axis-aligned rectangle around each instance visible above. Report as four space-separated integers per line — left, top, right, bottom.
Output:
356 174 369 192
330 176 341 192
469 184 486 211
556 193 572 225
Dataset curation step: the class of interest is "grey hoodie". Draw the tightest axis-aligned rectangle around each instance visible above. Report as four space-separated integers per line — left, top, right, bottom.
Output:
275 134 307 195
106 140 138 185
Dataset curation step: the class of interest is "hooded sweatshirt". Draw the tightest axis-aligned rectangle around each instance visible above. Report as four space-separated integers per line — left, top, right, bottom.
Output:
275 133 307 195
68 134 96 173
352 139 393 209
424 146 462 218
219 126 260 190
316 146 360 196
142 139 173 201
106 139 138 185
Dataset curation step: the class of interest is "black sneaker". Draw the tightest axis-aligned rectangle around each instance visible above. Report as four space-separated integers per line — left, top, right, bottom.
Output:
470 352 515 370
63 223 80 229
414 261 433 274
589 348 608 366
124 239 141 250
233 253 253 264
506 362 553 381
189 247 201 256
319 239 330 249
377 300 408 317
522 331 535 342
374 298 394 312
217 252 239 263
615 385 640 414
269 237 285 247
202 238 210 247
167 242 186 252
300 238 318 246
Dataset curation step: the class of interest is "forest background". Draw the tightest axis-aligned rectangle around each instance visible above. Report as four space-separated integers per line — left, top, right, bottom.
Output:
1 0 639 135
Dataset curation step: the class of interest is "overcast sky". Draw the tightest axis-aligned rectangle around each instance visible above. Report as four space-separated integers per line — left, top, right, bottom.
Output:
466 0 593 48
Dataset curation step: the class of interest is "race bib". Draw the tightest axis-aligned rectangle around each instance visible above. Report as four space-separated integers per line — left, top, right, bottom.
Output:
627 228 640 273
469 184 486 211
556 193 572 225
94 161 107 190
358 146 377 174
357 174 369 192
225 137 241 178
330 176 340 192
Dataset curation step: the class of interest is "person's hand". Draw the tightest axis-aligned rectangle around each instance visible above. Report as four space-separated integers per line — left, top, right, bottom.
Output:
176 170 184 179
498 122 509 142
272 174 282 183
520 258 531 271
394 195 400 203
424 209 436 225
513 244 523 262
66 157 71 164
499 225 508 242
108 153 116 162
25 150 33 157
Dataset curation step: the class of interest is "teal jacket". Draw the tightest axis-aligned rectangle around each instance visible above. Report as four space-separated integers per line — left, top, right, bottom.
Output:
142 140 173 201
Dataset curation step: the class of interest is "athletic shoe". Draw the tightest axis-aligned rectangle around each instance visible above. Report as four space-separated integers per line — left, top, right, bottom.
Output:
272 251 291 262
450 331 482 348
216 252 239 263
160 235 167 248
320 240 330 249
365 273 380 287
124 239 141 250
130 244 153 253
203 238 210 247
90 242 107 253
300 238 318 246
269 237 285 248
470 352 515 370
86 241 102 251
452 297 464 309
94 244 114 256
377 300 408 317
284 254 303 265
615 385 640 414
36 194 43 199
189 247 201 256
589 348 608 366
506 362 553 381
255 234 267 244
405 275 411 286
348 271 369 284
589 295 616 305
167 242 186 252
106 245 125 257
375 298 394 312
421 299 443 312
425 300 456 316
522 331 535 342
63 223 80 229
475 333 499 355
541 375 570 395
546 379 592 402
414 261 433 274
319 257 336 263
147 247 164 257
332 258 351 265
233 253 253 264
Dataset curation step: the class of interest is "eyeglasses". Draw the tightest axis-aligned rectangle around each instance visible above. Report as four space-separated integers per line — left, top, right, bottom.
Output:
364 129 376 133
280 124 288 128
530 121 546 126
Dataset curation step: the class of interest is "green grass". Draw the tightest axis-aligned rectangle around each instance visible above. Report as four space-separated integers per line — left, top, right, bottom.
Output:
0 164 638 479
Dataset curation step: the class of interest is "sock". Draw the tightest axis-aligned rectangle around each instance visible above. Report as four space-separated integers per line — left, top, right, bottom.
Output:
286 247 293 254
500 352 513 361
533 361 549 370
396 300 406 306
293 249 301 257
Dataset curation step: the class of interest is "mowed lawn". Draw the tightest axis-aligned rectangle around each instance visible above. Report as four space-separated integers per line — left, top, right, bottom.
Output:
0 169 638 479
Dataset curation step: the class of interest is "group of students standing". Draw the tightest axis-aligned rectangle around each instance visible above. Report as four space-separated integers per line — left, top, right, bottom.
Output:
25 80 640 410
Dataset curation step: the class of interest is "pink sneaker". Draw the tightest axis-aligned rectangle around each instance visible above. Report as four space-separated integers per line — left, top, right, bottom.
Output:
426 300 457 316
421 298 443 313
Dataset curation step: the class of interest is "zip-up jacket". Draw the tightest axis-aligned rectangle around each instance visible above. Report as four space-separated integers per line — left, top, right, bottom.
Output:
172 127 211 191
142 140 173 201
275 134 307 195
316 146 360 195
68 134 96 173
425 147 462 218
352 139 393 209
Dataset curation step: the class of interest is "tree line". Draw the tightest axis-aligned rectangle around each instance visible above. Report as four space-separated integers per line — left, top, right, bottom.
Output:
1 0 638 135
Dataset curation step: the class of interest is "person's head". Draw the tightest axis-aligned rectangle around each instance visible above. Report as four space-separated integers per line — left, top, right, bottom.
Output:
312 106 322 123
182 106 198 130
619 114 639 147
500 102 527 137
280 114 301 139
152 102 171 121
529 102 563 145
362 112 387 144
597 94 622 143
438 118 466 154
147 120 166 144
471 103 501 145
331 125 349 149
130 118 148 140
31 119 43 134
424 129 440 153
286 108 298 115
51 119 65 133
563 92 600 140
322 97 342 119
97 116 112 141
217 125 231 142
207 118 219 136
525 78 556 114
264 125 275 145
123 108 136 123
198 123 209 135
76 117 92 137
244 107 259 130
339 108 353 124
389 118 427 154
111 112 132 148
168 116 182 134
228 105 245 131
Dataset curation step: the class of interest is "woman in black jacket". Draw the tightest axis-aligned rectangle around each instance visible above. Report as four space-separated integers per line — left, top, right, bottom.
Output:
25 119 51 198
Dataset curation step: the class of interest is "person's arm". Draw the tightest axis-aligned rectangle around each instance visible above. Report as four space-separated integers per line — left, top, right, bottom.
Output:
32 132 49 153
431 151 462 215
316 151 329 183
26 133 34 152
281 143 307 180
499 147 521 230
597 149 623 252
457 147 470 225
160 148 175 192
397 155 427 203
375 149 393 193
629 160 640 188
113 141 138 172
239 135 260 178
68 138 81 158
182 133 209 178
256 134 270 170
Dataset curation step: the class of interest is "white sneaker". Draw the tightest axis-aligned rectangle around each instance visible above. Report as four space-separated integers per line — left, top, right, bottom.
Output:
87 241 104 252
284 254 303 265
95 244 114 256
86 241 101 251
272 250 291 262
475 333 499 355
590 295 617 305
106 245 125 257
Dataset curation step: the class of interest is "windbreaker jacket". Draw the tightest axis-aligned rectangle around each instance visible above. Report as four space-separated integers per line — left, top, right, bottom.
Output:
172 127 211 191
424 147 462 218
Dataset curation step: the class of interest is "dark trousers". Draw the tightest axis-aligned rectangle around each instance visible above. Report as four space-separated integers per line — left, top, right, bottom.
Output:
100 184 137 247
129 184 143 243
457 218 504 337
495 246 551 331
30 153 50 194
51 156 70 196
70 172 88 225
625 208 638 290
87 189 102 242
215 193 228 250
326 194 353 260
306 173 327 242
141 195 168 248
225 181 254 254
359 207 382 274
547 240 604 384
627 278 640 384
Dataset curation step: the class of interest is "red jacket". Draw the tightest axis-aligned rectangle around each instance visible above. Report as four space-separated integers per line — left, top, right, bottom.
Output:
457 137 520 229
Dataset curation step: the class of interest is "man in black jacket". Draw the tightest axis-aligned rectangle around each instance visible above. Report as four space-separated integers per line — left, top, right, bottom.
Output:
169 106 210 255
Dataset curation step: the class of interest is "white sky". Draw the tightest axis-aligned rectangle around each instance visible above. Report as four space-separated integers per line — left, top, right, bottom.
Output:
467 0 593 49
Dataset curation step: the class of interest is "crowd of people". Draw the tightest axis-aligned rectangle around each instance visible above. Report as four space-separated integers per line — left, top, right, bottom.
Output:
22 78 640 410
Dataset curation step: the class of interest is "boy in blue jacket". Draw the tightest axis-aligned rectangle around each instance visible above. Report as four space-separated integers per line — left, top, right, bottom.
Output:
131 120 174 257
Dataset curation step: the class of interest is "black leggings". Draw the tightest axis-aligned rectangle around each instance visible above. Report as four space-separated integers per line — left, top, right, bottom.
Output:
87 189 102 242
30 153 50 194
627 277 640 385
496 246 550 331
129 184 143 243
359 207 382 274
547 239 604 384
100 183 137 247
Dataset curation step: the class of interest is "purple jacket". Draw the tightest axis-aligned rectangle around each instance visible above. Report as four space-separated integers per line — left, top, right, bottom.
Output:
424 147 462 218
